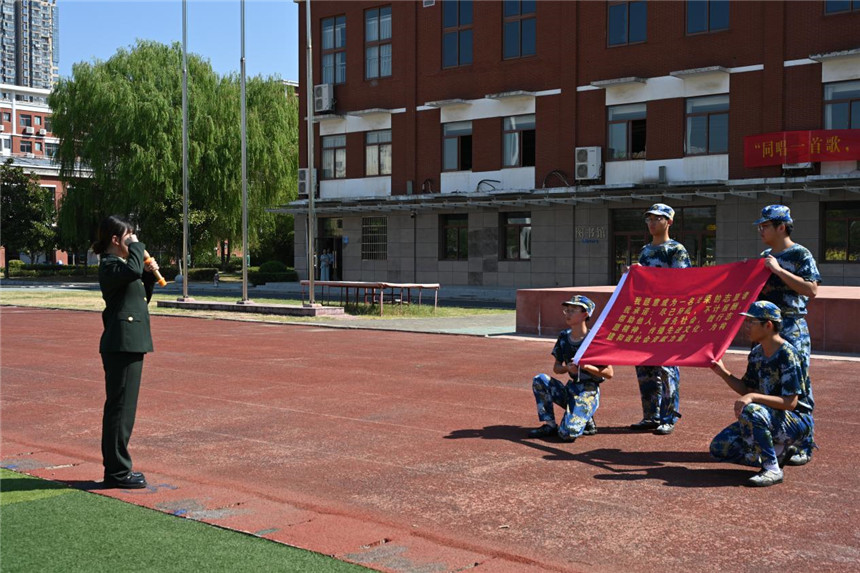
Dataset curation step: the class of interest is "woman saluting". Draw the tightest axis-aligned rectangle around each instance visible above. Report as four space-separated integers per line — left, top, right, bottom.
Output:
92 215 159 489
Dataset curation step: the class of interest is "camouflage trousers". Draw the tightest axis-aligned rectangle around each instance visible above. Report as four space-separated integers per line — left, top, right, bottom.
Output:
634 365 681 424
782 316 817 458
710 403 812 469
532 374 600 440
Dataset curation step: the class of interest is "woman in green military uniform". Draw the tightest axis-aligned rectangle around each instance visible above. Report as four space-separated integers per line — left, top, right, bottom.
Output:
92 215 159 489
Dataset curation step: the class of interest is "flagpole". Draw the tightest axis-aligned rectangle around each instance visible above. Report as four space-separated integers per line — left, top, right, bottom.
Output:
179 0 192 302
305 0 316 305
239 0 252 304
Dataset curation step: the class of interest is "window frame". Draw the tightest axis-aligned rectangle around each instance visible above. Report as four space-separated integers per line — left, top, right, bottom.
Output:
361 216 388 261
19 113 32 127
442 121 473 172
686 0 730 35
685 95 729 156
500 212 532 261
439 213 469 261
502 114 536 167
20 140 33 153
821 201 860 263
824 0 860 14
503 0 537 60
442 0 473 69
365 6 392 80
321 15 346 85
607 103 647 161
607 0 647 47
321 134 347 180
824 80 860 130
365 129 392 176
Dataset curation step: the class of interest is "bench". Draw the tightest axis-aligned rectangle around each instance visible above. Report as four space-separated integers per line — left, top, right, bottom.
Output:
300 280 441 316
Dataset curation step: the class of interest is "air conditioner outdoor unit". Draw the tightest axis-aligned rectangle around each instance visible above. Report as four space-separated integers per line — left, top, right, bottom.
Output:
298 167 317 196
313 83 334 113
0 124 4 132
23 126 35 135
783 162 813 170
37 128 46 136
575 146 602 180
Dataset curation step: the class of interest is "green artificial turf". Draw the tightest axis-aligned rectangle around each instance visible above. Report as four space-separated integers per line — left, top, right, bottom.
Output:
0 469 371 573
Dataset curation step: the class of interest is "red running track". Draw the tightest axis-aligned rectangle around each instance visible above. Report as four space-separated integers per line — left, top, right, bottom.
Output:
2 307 859 572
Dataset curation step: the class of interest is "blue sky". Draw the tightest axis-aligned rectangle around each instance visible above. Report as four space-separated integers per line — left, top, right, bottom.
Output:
57 0 299 81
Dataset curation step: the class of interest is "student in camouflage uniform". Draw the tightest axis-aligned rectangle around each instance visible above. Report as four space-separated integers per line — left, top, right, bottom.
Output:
709 301 813 487
755 205 821 466
629 204 692 435
528 295 614 443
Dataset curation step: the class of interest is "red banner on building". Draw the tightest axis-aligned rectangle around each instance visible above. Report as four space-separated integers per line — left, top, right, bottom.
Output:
573 259 771 368
744 129 860 167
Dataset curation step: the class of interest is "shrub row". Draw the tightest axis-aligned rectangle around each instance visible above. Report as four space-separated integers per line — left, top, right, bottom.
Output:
249 269 298 286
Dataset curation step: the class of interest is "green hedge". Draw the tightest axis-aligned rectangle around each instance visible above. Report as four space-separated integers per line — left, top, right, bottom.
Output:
187 268 218 281
248 269 298 285
3 261 100 277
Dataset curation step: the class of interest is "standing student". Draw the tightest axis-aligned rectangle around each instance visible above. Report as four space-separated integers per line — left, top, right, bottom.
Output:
528 295 614 443
92 215 159 489
754 204 821 466
709 301 813 487
630 204 691 435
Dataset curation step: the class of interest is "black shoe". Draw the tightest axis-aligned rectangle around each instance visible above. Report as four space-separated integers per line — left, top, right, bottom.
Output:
528 424 558 438
103 471 147 489
629 419 660 430
583 418 598 436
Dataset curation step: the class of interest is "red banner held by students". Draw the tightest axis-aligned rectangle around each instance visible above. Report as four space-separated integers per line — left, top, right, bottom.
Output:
573 259 771 368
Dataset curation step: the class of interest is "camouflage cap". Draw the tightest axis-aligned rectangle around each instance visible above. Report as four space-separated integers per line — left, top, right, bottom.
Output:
645 203 675 221
740 301 782 323
754 204 793 226
562 294 596 317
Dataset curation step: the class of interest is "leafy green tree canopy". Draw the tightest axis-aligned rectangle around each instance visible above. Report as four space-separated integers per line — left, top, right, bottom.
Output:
49 40 298 259
1 159 57 274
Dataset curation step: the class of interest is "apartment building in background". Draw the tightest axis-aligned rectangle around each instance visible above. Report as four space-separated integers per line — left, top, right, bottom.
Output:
280 0 860 288
1 0 59 99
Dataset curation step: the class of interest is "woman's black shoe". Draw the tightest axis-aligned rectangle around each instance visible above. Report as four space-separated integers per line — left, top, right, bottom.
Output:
103 472 147 489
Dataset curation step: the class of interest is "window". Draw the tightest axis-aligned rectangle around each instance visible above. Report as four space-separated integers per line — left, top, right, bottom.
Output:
825 0 860 14
824 80 860 129
443 121 472 171
365 6 392 79
365 130 392 176
361 216 387 260
503 0 536 59
2 111 10 122
45 142 58 157
34 142 42 151
687 0 729 34
608 1 647 46
823 202 860 262
686 95 728 155
44 116 52 131
321 15 346 85
20 140 32 152
503 114 536 167
19 114 32 127
321 135 346 179
608 103 646 160
442 0 473 68
1 137 11 151
34 115 41 125
439 214 468 260
501 212 531 260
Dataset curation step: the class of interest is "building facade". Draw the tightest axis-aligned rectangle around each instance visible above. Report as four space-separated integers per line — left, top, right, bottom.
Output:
1 82 68 266
0 0 59 98
283 0 860 288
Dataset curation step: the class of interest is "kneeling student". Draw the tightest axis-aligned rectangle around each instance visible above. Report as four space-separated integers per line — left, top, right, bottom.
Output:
708 301 813 487
528 295 613 443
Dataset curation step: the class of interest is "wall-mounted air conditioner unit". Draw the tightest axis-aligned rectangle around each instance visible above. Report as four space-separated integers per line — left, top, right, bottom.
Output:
298 168 317 196
575 146 602 180
783 162 812 170
23 126 35 135
37 128 46 136
313 84 334 113
0 125 5 132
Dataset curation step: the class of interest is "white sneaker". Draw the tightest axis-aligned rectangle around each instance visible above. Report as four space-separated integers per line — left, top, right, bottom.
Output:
748 468 784 487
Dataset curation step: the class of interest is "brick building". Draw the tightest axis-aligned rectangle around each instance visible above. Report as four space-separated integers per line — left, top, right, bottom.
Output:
281 0 860 287
1 82 69 266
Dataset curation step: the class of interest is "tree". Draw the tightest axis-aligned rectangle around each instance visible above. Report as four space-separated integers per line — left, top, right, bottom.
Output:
1 159 57 275
49 40 298 264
